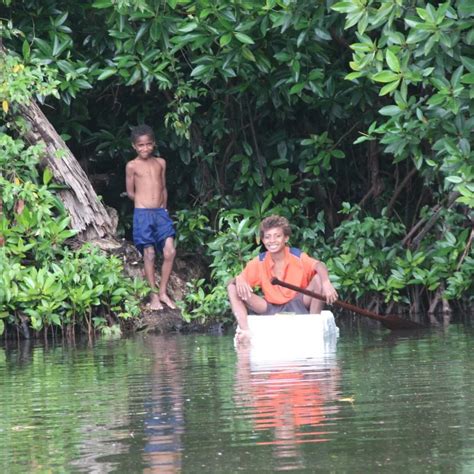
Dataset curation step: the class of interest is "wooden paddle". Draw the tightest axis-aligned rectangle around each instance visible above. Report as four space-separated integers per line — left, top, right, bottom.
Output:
271 277 424 330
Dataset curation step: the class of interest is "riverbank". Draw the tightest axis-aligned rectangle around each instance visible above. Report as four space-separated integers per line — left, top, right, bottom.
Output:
95 237 221 334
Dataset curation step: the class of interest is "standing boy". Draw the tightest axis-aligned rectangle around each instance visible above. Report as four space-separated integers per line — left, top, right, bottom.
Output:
227 215 338 343
126 125 176 310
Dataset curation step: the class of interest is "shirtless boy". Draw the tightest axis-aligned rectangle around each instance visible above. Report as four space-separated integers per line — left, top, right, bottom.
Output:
227 215 338 343
126 125 176 310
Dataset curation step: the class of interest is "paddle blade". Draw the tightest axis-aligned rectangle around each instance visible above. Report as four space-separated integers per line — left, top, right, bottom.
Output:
380 315 425 330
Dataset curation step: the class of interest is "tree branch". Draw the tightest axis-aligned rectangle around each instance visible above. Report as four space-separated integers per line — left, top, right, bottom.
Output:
404 191 461 249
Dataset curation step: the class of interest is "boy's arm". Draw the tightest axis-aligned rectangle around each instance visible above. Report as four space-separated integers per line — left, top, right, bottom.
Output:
159 158 168 208
125 162 135 201
235 273 254 302
314 261 338 304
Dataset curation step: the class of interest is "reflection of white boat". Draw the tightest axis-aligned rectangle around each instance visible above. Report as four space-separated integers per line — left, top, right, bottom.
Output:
234 327 341 469
247 311 339 366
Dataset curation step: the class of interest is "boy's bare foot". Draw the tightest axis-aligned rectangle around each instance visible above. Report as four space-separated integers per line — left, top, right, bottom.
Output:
149 293 163 311
159 294 176 309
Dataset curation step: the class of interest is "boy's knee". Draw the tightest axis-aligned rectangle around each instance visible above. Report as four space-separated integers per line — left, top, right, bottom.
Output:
227 281 237 297
143 246 156 261
163 245 176 260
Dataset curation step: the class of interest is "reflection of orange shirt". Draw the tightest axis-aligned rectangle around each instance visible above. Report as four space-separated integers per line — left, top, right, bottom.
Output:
252 371 324 430
242 247 318 304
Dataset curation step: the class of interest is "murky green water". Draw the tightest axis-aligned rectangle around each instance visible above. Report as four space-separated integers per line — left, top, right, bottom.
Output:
1 321 474 473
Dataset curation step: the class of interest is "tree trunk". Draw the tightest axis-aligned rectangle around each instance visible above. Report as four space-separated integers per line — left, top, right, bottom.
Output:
17 100 116 240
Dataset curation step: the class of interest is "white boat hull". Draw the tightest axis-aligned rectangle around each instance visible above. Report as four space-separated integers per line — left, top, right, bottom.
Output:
247 310 339 367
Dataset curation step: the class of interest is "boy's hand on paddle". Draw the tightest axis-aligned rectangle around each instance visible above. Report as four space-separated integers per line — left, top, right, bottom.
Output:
322 281 338 304
235 276 253 301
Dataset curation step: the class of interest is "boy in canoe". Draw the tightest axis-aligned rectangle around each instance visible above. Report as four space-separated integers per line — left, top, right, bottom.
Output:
126 124 176 311
227 215 338 343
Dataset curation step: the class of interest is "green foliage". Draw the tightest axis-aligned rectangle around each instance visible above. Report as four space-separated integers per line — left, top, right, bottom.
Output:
0 66 147 336
179 211 260 322
178 279 230 324
339 0 474 207
300 132 346 176
1 0 354 210
207 213 260 282
1 0 472 321
329 205 406 300
0 133 149 336
0 18 151 338
326 205 473 305
174 208 212 250
0 50 60 109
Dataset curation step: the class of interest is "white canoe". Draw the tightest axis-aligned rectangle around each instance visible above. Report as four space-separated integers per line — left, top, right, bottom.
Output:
247 310 339 366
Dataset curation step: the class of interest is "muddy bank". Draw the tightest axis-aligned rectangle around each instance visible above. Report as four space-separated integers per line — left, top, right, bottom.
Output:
94 237 226 334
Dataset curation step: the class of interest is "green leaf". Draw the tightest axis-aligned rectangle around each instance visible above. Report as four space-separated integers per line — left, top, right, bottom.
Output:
126 68 141 86
406 29 430 44
446 176 463 184
22 40 31 60
97 68 117 80
357 11 369 35
135 23 149 43
345 71 363 81
190 64 211 77
461 56 474 73
34 38 53 56
459 138 470 155
220 33 232 47
345 10 365 30
241 47 255 62
43 167 54 185
379 105 401 116
458 0 474 17
179 22 198 33
386 49 400 73
461 72 474 84
353 135 371 145
314 28 331 41
350 42 373 53
331 2 358 13
379 79 400 95
372 70 400 83
92 0 112 8
234 32 255 45
75 79 93 90
289 83 305 95
55 11 69 27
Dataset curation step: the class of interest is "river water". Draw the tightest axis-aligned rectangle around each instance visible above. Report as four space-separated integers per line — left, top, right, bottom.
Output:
1 319 474 473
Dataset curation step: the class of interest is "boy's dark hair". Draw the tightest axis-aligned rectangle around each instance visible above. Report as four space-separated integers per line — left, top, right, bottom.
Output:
259 215 292 239
131 124 155 143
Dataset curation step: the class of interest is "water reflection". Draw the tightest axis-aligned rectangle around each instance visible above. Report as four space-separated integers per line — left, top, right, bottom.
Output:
143 336 184 473
3 324 474 472
234 345 341 471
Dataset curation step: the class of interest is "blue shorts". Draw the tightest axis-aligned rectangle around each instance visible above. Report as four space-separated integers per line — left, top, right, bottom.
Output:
133 208 176 254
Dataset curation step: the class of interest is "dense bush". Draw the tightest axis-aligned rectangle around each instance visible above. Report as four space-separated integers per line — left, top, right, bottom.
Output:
0 60 147 337
1 0 473 324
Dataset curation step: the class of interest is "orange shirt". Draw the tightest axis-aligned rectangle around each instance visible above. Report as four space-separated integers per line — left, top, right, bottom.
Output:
242 247 318 304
